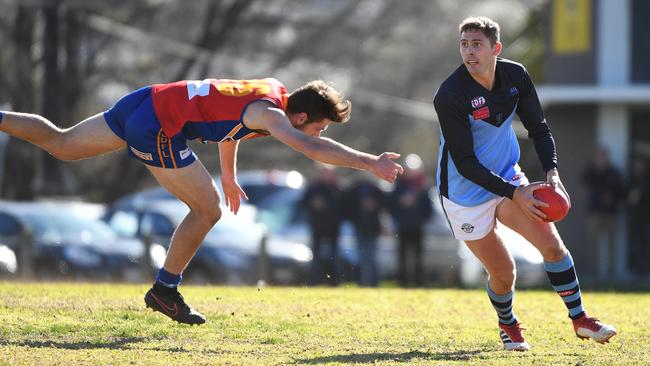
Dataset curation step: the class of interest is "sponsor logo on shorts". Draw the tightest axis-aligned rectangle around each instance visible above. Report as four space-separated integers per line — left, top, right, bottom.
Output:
509 87 519 96
471 96 486 108
129 146 153 161
180 147 192 160
511 174 521 182
461 223 474 233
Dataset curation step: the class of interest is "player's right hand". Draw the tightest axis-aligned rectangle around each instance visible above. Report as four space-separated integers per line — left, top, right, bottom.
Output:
220 175 249 215
512 182 550 222
370 152 404 183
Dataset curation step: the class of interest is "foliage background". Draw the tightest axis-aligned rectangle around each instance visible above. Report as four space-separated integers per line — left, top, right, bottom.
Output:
0 0 547 202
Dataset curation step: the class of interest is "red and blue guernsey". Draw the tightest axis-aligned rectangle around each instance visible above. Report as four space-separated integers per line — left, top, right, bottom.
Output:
152 78 288 143
103 78 288 169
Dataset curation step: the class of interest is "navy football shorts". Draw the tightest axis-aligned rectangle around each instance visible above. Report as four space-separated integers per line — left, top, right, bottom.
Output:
103 86 197 168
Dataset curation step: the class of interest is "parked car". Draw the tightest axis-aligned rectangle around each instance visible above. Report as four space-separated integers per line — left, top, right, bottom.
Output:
104 193 312 285
235 169 305 205
107 169 304 207
0 243 17 276
457 223 547 288
254 185 362 282
0 200 147 281
109 169 464 285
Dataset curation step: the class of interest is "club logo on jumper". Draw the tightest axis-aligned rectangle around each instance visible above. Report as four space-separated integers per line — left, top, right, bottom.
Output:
180 147 192 160
129 146 153 161
472 106 490 120
461 223 474 233
471 96 486 108
509 87 518 96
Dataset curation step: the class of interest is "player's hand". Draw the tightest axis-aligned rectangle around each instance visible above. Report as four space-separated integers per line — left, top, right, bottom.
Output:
369 152 404 183
512 182 550 222
220 175 249 214
546 168 571 208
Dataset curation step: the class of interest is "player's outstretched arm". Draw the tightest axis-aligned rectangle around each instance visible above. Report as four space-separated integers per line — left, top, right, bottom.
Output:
257 106 403 183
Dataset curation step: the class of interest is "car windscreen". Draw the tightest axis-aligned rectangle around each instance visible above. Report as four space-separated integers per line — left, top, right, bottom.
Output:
21 212 116 244
255 188 306 232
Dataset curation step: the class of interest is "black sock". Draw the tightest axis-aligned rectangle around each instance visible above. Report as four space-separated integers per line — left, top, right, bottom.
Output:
544 253 585 320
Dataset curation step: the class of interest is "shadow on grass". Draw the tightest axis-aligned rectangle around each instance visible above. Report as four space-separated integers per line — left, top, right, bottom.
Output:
0 338 227 355
295 349 486 364
0 337 146 350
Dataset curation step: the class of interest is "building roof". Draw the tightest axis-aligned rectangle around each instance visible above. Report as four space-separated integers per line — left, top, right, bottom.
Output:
537 85 650 105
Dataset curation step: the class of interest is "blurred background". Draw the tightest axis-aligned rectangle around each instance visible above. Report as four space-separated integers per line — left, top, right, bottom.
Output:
0 0 647 287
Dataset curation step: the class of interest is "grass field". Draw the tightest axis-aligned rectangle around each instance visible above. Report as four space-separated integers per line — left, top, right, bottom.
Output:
0 282 648 365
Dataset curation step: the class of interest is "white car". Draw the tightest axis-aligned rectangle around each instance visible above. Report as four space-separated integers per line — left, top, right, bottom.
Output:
249 170 463 285
458 223 547 288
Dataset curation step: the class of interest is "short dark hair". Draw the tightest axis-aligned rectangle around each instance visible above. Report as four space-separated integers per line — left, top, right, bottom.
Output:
459 16 500 45
286 80 351 123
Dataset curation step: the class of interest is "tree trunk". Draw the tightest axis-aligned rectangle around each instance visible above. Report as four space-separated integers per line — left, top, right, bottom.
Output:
63 8 82 125
1 5 38 200
39 0 68 196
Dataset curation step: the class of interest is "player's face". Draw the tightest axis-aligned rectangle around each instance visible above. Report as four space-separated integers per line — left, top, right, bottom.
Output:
460 30 501 75
297 119 331 137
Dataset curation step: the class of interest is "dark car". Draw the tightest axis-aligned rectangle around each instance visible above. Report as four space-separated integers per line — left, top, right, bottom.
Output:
104 196 312 285
0 200 145 280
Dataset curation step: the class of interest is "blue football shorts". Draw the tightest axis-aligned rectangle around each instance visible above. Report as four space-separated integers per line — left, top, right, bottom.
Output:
103 86 197 169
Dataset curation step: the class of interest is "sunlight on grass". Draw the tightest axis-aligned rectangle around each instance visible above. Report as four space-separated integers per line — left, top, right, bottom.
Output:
0 282 648 365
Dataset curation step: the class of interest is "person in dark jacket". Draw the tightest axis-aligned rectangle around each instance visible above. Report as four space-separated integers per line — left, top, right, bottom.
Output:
626 158 650 275
581 146 626 279
344 177 386 287
301 164 344 285
389 154 432 287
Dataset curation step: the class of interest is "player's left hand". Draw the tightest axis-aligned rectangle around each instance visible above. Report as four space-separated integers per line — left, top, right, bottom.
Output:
221 175 249 214
546 168 571 208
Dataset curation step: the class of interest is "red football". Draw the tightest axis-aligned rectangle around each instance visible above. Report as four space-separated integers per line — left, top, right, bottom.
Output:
533 185 570 222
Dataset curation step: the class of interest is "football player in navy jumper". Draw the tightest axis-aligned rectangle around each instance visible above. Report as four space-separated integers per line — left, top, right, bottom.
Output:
434 16 616 351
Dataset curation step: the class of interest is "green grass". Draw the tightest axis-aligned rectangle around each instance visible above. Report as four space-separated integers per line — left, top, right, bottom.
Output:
0 282 648 365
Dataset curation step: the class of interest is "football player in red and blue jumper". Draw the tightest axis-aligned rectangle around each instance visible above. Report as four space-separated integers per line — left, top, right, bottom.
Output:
0 78 403 324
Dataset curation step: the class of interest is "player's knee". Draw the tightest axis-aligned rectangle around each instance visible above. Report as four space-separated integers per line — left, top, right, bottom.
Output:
491 268 516 289
538 233 567 261
196 204 222 226
540 244 567 262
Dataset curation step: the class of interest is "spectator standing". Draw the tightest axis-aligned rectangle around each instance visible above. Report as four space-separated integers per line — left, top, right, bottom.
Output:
345 177 386 287
389 154 433 287
626 158 650 276
301 164 344 285
581 146 626 279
